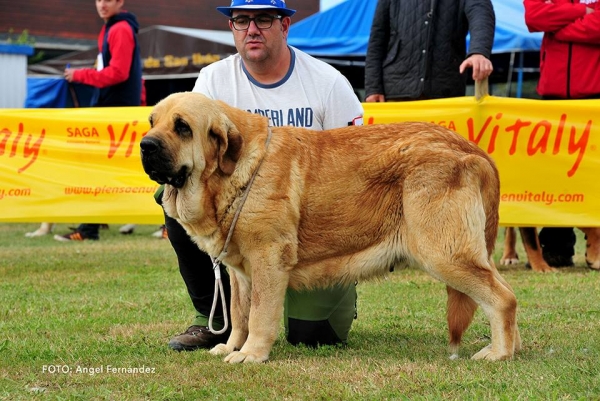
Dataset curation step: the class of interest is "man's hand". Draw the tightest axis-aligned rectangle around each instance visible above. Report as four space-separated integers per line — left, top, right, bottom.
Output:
365 94 386 102
459 54 493 81
64 68 76 83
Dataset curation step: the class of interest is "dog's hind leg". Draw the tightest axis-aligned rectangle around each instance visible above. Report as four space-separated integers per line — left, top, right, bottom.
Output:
491 268 522 353
446 286 478 359
410 229 519 360
440 262 518 361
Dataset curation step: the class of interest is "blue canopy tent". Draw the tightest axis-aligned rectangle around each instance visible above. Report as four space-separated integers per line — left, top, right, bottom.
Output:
288 0 376 57
288 0 543 97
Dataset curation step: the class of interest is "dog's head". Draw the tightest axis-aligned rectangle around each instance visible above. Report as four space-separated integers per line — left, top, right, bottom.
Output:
140 92 244 188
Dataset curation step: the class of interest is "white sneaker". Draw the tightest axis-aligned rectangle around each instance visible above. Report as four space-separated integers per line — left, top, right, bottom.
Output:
119 224 136 234
152 225 168 239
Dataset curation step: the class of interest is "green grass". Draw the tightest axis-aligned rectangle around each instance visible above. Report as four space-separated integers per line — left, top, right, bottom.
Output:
1 223 599 400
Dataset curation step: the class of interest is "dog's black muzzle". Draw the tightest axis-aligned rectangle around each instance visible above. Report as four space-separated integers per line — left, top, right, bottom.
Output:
140 136 189 188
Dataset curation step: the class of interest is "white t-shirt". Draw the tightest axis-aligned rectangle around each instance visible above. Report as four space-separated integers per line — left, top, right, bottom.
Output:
192 46 363 131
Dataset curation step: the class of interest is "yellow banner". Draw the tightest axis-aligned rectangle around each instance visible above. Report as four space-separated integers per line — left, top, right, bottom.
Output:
1 96 599 226
364 96 600 227
0 106 161 224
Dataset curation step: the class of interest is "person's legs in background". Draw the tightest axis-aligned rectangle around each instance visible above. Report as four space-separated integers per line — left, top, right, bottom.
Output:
54 223 100 241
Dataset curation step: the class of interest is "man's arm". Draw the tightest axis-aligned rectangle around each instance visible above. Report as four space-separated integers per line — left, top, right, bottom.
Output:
554 7 600 43
463 0 495 80
464 0 495 59
69 23 135 88
364 0 391 101
524 0 588 33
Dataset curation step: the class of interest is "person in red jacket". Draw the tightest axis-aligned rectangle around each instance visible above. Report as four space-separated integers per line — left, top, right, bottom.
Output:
525 0 600 99
524 0 600 266
63 0 142 107
55 0 143 242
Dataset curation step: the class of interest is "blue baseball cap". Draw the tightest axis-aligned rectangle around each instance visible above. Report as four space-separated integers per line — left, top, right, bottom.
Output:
217 0 297 17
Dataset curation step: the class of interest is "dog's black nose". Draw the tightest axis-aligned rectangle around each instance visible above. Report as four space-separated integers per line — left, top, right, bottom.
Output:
140 137 160 154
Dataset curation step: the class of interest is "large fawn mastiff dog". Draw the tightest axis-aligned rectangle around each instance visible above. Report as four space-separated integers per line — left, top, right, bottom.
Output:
140 92 520 363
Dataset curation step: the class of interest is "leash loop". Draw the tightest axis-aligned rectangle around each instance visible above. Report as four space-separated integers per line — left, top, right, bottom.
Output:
208 256 229 335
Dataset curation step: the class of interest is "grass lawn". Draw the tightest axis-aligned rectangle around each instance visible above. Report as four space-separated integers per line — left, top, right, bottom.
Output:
1 223 599 400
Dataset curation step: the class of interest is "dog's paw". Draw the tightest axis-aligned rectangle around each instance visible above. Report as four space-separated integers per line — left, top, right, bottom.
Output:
223 351 268 364
529 263 558 273
471 345 513 361
209 343 232 356
587 260 600 270
499 257 519 265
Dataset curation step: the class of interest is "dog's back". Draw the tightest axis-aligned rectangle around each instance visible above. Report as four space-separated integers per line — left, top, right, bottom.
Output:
257 122 500 288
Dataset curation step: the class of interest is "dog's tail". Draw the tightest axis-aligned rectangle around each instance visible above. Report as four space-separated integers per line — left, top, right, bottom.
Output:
447 285 478 358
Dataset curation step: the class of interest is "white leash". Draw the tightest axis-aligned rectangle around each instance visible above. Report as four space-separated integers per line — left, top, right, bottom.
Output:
208 128 273 335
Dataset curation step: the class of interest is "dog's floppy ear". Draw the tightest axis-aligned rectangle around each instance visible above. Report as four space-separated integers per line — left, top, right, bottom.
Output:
210 120 243 175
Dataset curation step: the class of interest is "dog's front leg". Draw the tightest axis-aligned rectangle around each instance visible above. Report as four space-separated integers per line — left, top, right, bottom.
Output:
500 227 519 265
224 258 290 364
579 227 600 270
209 270 250 357
519 227 554 272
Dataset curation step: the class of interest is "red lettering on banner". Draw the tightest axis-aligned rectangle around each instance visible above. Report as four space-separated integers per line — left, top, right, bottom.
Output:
0 123 45 173
67 127 99 137
430 120 456 131
505 118 531 154
467 113 590 177
107 120 145 158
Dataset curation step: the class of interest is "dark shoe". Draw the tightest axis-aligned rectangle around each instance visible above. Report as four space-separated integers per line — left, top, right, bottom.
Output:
168 325 230 351
54 229 99 242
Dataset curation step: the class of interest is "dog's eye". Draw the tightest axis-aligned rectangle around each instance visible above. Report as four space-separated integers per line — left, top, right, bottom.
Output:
148 115 154 128
174 116 192 138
